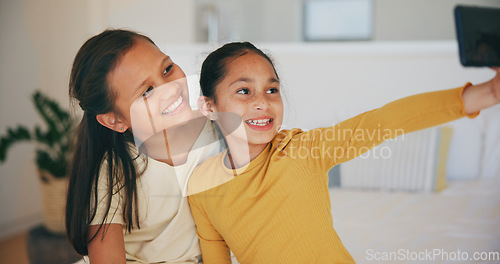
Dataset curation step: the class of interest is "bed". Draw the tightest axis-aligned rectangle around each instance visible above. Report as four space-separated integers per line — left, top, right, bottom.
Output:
327 105 500 264
330 180 500 263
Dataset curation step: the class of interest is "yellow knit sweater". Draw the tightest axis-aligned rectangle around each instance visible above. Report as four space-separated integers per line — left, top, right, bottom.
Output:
188 85 476 264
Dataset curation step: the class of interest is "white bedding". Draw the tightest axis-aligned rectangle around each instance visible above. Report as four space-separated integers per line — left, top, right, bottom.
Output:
330 180 500 263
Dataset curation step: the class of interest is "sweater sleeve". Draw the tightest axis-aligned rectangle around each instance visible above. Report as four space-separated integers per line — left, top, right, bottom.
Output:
188 196 232 264
283 84 478 174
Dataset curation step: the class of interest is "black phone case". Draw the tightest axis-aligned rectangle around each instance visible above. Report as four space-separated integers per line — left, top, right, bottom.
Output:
454 5 500 67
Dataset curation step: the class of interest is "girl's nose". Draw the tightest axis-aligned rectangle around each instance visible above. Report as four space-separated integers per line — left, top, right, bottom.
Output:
253 93 270 110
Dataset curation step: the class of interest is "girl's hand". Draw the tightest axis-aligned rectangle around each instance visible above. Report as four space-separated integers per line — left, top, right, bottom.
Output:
462 67 500 114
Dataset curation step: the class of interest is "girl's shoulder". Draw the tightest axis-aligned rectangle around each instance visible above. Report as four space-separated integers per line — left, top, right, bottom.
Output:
272 128 304 148
187 151 227 196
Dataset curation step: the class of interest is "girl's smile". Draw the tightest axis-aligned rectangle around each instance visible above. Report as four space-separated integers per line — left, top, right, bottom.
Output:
244 116 274 131
161 95 185 115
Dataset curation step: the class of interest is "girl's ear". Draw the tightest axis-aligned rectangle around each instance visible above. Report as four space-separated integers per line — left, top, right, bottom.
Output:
198 96 216 120
96 112 129 133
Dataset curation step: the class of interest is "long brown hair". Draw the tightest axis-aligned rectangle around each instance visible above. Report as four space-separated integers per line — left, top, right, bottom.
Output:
66 29 153 255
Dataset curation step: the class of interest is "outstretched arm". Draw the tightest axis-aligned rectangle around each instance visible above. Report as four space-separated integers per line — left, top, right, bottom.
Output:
287 78 494 172
463 68 500 114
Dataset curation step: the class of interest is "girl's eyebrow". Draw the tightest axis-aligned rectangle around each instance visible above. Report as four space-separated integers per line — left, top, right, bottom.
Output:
269 77 280 84
162 56 172 65
229 77 280 86
229 77 252 86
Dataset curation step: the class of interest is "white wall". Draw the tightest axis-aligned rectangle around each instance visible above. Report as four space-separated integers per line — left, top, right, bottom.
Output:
193 0 500 42
0 0 90 240
374 0 500 41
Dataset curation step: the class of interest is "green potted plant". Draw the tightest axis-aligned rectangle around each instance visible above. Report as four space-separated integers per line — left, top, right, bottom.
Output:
0 90 75 234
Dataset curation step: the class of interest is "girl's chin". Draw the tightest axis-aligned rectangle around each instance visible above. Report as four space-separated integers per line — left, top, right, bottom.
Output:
248 134 276 146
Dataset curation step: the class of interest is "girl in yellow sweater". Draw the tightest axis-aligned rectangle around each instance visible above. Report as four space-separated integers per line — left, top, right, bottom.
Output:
187 42 500 264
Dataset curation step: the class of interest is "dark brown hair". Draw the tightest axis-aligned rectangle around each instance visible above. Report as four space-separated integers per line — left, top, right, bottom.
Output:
66 29 154 255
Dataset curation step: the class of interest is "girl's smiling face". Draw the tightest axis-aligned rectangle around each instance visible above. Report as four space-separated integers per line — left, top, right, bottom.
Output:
107 38 193 142
210 51 284 156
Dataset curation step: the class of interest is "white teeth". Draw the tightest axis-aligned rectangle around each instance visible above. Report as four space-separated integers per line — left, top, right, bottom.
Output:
245 119 271 126
162 96 183 114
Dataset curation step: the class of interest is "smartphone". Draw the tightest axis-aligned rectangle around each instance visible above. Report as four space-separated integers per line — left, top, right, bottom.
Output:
454 5 500 67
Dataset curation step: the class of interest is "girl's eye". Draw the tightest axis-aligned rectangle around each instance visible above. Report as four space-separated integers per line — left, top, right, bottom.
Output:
236 88 249 95
267 88 279 94
142 86 153 97
163 65 173 75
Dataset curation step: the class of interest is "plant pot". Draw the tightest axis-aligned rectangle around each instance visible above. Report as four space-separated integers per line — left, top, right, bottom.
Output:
39 170 68 234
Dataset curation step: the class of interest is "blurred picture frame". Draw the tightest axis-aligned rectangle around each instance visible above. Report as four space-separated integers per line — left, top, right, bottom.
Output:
303 0 374 41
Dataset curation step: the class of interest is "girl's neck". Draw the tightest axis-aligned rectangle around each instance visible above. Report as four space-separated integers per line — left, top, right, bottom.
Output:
223 138 268 170
141 111 207 166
